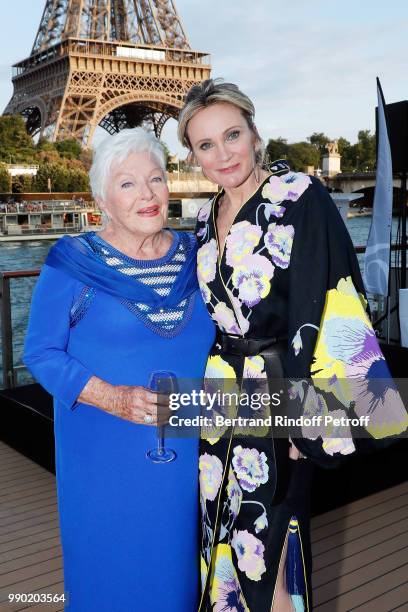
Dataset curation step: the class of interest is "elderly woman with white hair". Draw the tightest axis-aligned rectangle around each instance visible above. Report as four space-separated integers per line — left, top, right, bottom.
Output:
24 128 215 611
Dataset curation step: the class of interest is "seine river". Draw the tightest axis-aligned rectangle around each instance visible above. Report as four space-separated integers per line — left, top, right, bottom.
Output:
0 216 401 385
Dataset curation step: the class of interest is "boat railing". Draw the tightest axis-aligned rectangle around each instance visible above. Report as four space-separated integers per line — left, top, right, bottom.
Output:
0 201 98 214
0 243 406 389
1 270 40 388
2 225 84 237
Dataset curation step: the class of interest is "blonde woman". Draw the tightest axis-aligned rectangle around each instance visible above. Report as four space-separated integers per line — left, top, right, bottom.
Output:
178 79 407 611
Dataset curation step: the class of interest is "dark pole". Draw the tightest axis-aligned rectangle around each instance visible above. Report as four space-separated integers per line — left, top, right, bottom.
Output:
401 171 407 288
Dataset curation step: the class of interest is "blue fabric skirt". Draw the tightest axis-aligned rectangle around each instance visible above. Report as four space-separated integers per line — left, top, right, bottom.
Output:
56 402 200 612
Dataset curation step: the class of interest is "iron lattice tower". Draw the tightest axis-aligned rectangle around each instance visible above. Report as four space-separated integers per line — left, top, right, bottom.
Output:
4 0 211 146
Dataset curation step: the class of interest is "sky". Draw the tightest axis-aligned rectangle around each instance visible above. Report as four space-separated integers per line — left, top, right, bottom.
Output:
0 0 407 157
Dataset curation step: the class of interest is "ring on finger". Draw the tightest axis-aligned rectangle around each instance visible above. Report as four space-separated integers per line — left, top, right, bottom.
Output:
144 413 154 424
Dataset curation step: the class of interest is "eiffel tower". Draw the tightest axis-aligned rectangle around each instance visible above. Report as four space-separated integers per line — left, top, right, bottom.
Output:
4 0 211 147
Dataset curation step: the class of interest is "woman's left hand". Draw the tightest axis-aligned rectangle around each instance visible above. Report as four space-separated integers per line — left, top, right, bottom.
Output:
289 437 305 460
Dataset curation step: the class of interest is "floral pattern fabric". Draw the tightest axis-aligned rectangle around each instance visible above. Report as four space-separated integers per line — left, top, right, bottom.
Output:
196 169 408 612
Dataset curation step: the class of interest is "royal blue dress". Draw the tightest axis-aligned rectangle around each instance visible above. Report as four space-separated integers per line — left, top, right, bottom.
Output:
24 230 215 612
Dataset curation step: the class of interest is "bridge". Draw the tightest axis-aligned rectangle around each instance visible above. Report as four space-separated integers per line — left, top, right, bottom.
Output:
327 171 407 193
326 171 408 208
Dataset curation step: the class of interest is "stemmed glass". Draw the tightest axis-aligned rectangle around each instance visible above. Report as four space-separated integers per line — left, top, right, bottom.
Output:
146 370 177 463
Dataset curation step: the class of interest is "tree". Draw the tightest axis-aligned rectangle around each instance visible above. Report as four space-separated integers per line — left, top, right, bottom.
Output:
265 138 289 163
37 138 56 152
333 131 376 173
337 137 355 172
286 141 320 171
33 162 90 192
67 169 90 192
37 149 61 164
0 120 93 190
13 174 33 193
33 163 70 192
307 132 330 158
0 163 12 193
63 157 88 171
266 138 321 171
55 139 82 160
355 129 376 171
0 115 36 163
80 148 93 171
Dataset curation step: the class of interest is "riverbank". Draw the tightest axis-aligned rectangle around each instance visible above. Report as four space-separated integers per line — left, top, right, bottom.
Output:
347 210 372 218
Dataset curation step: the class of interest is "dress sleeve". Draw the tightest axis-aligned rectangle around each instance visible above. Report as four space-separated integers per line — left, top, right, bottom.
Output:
23 264 94 410
286 178 408 463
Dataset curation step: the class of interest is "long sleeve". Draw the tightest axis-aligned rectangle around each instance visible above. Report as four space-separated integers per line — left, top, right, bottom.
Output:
286 178 364 377
286 178 408 462
23 264 93 409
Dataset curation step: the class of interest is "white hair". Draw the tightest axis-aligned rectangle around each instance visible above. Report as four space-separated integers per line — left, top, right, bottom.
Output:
89 127 167 201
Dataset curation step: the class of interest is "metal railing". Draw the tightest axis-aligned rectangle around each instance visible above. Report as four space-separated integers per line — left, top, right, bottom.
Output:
0 202 97 213
6 165 39 171
2 225 83 237
1 270 39 388
12 37 211 77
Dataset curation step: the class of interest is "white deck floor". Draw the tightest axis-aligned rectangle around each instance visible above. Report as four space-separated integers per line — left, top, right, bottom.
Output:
0 440 407 611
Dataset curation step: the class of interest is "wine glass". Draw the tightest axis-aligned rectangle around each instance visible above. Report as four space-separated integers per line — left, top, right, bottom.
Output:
146 370 177 463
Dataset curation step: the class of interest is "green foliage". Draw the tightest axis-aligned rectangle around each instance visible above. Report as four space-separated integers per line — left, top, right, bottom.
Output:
80 148 93 171
266 138 319 171
37 138 56 152
12 174 33 193
354 130 376 171
337 137 355 172
55 139 82 160
0 115 378 191
67 169 90 192
32 162 89 192
0 122 91 191
0 163 12 193
33 163 65 192
0 115 36 163
266 130 377 173
308 132 330 157
336 137 352 156
286 142 320 171
265 138 289 164
37 149 61 164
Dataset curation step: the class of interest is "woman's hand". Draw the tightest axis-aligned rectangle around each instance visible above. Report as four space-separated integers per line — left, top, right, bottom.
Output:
289 437 306 460
113 385 170 426
78 376 169 426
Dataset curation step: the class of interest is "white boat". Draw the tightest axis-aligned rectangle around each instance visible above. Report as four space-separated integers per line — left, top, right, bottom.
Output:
0 198 101 241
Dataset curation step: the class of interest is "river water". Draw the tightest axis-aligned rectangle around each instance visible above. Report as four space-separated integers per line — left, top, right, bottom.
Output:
0 216 401 385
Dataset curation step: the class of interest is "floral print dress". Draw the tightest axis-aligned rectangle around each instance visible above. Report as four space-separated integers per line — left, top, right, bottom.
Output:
195 168 408 612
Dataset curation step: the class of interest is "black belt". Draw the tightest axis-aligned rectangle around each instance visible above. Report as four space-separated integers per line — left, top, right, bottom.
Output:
215 333 287 357
213 332 292 507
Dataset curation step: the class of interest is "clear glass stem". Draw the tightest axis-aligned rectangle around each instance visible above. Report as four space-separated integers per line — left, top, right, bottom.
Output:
157 425 165 455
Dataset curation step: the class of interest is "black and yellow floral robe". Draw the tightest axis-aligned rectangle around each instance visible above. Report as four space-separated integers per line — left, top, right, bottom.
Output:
195 168 407 612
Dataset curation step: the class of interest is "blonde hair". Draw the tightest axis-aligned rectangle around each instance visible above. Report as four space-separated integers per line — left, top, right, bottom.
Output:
177 78 264 165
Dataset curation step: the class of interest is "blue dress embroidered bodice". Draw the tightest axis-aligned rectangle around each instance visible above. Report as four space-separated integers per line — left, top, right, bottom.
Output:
71 230 195 337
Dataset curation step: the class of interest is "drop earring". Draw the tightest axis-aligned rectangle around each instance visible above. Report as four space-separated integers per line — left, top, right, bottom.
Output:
253 158 261 184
